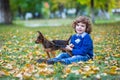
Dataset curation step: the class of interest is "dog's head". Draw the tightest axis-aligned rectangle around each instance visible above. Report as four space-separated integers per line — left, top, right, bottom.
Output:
35 31 44 44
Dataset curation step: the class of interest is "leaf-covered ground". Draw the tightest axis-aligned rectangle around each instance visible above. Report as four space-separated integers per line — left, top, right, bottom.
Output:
0 22 120 80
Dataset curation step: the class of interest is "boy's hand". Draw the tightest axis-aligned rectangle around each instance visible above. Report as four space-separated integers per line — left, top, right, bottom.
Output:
65 44 74 51
69 44 74 48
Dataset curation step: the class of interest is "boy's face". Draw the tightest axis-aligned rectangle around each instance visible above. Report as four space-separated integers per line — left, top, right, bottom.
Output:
75 22 86 34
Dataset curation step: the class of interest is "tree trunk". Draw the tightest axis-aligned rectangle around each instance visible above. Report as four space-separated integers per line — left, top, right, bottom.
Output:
0 0 12 24
104 3 110 19
90 0 95 23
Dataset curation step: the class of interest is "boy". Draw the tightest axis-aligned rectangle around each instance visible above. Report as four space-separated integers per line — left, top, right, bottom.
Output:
38 16 94 65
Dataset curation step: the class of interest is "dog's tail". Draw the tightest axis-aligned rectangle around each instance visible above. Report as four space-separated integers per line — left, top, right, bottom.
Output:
67 35 72 43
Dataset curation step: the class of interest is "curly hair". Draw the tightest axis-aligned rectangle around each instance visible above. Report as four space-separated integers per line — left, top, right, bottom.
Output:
72 16 92 34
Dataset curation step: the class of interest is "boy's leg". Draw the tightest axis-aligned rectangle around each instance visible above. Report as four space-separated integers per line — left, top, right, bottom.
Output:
60 55 90 65
56 52 71 59
47 52 70 65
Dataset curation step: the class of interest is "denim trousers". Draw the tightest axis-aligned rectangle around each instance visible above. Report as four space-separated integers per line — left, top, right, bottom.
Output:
49 52 90 65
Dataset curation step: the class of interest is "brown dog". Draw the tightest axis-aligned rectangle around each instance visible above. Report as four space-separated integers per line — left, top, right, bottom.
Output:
35 31 72 58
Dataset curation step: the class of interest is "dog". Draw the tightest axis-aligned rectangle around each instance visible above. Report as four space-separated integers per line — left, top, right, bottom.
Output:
35 31 72 59
52 37 73 56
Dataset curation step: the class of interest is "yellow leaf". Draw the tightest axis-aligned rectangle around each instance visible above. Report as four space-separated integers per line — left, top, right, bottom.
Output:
105 71 117 75
113 54 120 58
39 70 47 76
79 65 99 77
63 68 71 74
82 71 94 77
23 72 32 79
35 51 40 55
79 69 83 74
25 64 31 67
27 53 33 60
95 56 103 60
7 41 12 45
86 60 94 64
0 70 10 76
91 66 100 71
2 45 7 49
39 68 53 76
38 63 47 68
111 66 117 70
105 66 118 75
82 66 91 71
4 63 13 70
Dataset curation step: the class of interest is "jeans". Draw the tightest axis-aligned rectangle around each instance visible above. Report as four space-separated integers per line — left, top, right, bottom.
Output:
48 52 90 65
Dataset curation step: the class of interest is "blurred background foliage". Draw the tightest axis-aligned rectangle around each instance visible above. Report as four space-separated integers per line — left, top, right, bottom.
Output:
0 0 120 24
9 0 120 19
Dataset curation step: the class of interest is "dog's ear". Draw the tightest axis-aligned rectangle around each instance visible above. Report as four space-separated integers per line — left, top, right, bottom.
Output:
37 31 41 34
37 31 44 38
37 31 43 35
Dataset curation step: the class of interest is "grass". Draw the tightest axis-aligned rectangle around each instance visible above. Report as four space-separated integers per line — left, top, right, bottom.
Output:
0 19 120 80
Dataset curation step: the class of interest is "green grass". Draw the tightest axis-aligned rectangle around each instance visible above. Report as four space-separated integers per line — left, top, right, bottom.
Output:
13 15 120 27
0 19 120 80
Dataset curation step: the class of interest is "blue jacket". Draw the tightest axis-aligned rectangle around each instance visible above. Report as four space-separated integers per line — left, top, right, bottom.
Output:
70 32 94 58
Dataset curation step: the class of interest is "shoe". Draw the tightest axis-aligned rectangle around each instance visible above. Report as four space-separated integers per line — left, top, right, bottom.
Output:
46 58 60 65
46 60 55 65
46 60 66 65
37 58 47 63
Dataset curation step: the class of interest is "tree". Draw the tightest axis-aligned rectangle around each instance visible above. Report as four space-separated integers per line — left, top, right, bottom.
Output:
10 0 50 19
0 0 12 24
90 0 95 23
